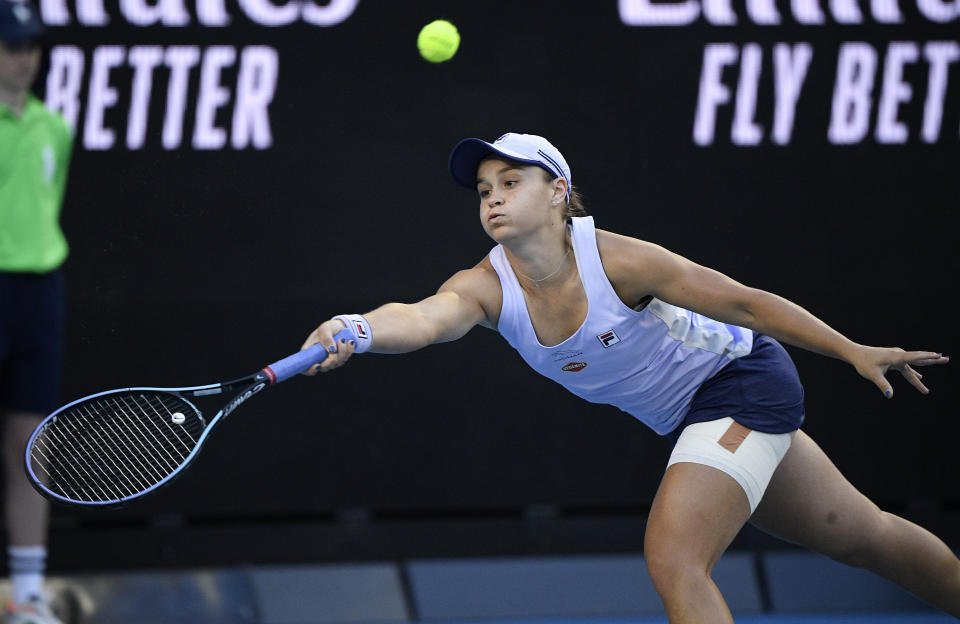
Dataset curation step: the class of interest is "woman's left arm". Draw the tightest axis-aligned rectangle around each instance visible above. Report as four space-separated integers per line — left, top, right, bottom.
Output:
600 231 949 397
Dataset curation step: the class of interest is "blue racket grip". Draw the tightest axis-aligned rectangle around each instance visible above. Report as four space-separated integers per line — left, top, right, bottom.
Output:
264 328 356 384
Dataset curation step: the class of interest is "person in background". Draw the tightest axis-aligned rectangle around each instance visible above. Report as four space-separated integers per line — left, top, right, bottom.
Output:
0 0 72 621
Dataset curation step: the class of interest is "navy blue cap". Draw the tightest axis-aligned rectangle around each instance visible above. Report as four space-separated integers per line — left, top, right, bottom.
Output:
0 0 45 44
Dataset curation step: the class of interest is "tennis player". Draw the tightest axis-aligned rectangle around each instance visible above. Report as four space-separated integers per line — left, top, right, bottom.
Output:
301 133 959 622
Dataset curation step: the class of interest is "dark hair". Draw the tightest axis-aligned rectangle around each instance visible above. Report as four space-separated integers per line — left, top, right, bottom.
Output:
541 169 587 222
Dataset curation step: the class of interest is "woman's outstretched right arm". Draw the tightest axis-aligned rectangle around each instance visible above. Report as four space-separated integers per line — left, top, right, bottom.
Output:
300 264 499 374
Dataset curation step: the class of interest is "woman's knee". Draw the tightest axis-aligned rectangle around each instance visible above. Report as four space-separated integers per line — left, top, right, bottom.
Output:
644 530 713 598
645 558 716 607
816 506 890 568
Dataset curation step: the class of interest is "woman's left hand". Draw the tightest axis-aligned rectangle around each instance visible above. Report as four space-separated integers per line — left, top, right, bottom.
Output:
850 346 949 398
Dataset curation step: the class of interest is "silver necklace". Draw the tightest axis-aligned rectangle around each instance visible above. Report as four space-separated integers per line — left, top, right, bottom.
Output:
516 248 571 288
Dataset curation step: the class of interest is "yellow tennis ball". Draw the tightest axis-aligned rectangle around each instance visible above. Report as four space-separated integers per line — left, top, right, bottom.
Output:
417 19 460 63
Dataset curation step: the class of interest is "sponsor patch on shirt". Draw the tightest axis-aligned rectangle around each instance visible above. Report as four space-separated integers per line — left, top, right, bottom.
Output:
597 329 620 348
561 361 588 373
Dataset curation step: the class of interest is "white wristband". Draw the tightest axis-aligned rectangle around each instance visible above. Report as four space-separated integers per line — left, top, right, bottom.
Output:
332 314 373 353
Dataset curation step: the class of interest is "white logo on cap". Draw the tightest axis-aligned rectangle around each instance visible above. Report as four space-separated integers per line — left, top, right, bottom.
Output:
13 4 31 23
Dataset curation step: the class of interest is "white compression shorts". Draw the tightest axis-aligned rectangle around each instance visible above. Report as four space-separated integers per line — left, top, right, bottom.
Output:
667 417 794 513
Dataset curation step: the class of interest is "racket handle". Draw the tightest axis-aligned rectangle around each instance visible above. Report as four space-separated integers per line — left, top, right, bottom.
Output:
264 328 357 384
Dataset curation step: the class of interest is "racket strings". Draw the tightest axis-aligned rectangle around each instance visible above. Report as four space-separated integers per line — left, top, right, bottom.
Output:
28 392 204 503
101 397 185 473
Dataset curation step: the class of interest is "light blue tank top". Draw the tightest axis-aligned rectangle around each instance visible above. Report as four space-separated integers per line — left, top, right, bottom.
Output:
489 216 753 435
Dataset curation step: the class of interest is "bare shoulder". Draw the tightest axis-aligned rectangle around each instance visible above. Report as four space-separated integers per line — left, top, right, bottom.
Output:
596 228 665 258
438 255 503 329
595 229 672 307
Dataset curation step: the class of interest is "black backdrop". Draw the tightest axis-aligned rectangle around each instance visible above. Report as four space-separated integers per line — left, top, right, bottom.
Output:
31 0 959 558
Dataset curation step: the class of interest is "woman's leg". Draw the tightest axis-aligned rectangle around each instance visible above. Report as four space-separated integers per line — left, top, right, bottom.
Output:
750 430 960 615
645 461 752 624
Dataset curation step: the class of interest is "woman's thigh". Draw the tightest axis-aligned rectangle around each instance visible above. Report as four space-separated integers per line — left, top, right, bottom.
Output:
646 461 752 572
749 430 885 559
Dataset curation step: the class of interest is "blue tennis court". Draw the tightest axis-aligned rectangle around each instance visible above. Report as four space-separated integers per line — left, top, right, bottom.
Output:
15 550 953 624
463 617 953 624
490 617 951 624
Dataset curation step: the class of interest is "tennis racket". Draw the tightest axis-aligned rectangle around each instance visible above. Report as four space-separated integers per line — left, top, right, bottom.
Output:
25 329 353 508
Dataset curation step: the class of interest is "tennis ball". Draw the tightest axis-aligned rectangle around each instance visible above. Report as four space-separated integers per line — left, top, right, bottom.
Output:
417 19 460 63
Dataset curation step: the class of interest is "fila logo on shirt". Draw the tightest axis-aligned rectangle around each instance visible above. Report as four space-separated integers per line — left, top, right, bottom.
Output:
597 329 621 348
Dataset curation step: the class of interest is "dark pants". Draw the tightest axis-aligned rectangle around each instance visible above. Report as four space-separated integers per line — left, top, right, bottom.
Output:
0 269 66 415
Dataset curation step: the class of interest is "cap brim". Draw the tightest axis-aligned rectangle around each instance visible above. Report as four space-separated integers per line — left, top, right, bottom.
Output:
448 138 552 191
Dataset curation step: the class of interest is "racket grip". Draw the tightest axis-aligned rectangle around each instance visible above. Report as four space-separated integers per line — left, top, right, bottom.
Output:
265 328 356 384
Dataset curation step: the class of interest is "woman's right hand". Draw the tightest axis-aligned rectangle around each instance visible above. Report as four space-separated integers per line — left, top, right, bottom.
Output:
300 318 356 375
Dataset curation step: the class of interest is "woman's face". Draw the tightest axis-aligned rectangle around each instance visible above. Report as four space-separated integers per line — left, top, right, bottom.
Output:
476 157 561 243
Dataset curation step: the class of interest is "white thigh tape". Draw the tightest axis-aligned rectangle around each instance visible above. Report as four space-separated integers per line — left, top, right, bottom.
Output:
333 314 373 353
667 417 793 513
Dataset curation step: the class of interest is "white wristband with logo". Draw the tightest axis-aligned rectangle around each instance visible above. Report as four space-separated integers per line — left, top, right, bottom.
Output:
332 314 373 353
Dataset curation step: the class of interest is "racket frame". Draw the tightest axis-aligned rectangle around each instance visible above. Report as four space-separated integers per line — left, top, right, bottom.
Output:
25 372 268 507
25 331 352 507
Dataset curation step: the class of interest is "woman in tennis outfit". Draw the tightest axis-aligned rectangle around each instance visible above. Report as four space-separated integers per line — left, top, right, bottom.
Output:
300 132 959 622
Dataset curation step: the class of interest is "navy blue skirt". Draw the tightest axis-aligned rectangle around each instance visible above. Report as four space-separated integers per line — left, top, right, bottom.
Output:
668 333 805 443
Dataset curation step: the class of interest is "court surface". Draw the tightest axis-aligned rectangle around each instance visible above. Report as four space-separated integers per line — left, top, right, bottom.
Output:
5 562 952 624
446 616 955 624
